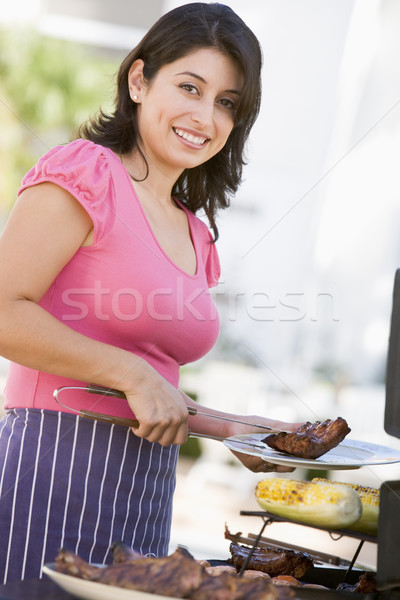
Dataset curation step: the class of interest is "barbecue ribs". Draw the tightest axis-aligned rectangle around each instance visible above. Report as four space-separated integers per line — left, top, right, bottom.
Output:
264 417 351 459
228 542 313 578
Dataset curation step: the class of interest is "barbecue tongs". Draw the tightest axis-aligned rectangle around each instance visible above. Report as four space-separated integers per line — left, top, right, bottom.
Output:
53 384 290 447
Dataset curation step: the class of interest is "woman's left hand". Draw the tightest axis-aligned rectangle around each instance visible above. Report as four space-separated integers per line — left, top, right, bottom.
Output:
225 415 304 474
229 450 294 473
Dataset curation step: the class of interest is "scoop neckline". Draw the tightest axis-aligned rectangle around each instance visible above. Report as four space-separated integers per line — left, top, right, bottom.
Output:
106 146 199 279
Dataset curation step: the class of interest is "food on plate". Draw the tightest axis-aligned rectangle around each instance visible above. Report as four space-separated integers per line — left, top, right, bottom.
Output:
190 571 287 600
263 417 351 459
56 546 203 597
271 575 328 590
54 545 293 599
255 478 362 529
111 541 144 563
270 575 302 586
312 478 379 535
227 541 313 578
197 559 211 568
205 565 237 576
242 570 272 580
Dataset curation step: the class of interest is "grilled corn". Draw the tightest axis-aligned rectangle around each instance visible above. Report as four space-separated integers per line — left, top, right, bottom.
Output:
255 478 362 529
312 478 379 535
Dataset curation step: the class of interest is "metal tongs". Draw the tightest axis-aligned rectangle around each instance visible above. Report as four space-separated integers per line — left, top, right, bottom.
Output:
53 384 290 447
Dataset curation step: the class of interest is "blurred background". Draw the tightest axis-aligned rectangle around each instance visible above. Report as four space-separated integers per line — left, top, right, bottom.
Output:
1 0 400 569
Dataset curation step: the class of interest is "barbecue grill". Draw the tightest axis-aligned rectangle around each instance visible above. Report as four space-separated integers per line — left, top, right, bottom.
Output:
228 269 400 599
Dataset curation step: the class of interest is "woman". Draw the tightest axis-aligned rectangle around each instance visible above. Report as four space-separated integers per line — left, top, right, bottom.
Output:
0 2 300 583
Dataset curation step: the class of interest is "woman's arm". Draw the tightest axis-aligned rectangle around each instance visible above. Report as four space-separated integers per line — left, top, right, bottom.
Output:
0 182 189 446
184 392 303 473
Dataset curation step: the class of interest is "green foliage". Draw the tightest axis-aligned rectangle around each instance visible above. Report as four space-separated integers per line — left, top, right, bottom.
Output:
0 28 118 212
179 390 203 459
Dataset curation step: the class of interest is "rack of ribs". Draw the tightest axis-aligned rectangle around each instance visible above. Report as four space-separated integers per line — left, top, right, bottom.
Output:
227 542 313 578
263 417 351 459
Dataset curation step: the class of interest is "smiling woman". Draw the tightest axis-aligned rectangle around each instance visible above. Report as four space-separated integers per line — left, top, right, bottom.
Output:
0 1 301 586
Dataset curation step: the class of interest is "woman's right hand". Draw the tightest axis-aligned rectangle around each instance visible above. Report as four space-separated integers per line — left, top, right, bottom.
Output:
120 362 190 446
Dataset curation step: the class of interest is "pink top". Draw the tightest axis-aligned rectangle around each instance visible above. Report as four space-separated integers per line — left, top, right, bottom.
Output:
4 139 220 418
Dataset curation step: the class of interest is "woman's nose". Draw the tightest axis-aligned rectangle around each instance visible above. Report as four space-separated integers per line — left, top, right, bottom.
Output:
190 98 214 127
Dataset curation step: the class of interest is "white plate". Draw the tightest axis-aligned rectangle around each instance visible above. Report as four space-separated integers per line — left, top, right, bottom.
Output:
223 434 400 470
43 564 179 600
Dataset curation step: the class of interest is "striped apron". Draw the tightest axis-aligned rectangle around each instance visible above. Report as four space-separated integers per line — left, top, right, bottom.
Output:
0 408 179 583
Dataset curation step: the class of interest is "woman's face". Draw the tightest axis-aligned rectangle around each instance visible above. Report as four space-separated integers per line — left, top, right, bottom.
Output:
129 48 243 177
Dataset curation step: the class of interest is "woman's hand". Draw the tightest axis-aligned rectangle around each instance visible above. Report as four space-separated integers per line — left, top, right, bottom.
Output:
225 415 304 474
228 451 295 473
121 363 190 447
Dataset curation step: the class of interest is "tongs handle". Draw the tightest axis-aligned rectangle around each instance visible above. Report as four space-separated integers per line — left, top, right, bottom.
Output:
53 384 197 428
80 410 140 428
86 384 127 399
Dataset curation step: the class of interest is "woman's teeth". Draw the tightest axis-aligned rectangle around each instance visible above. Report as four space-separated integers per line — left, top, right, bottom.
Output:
174 128 207 146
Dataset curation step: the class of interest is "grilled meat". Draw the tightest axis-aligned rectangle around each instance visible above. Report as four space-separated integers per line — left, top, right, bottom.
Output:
56 546 202 596
111 541 144 563
234 576 293 600
188 571 239 600
55 548 101 580
264 417 351 459
189 571 289 600
54 546 294 600
95 547 203 596
228 542 313 578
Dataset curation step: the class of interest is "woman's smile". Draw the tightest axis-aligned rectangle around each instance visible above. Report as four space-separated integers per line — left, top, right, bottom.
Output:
173 127 210 148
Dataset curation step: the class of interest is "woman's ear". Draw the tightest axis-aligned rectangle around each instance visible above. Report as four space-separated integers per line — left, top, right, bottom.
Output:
128 59 145 103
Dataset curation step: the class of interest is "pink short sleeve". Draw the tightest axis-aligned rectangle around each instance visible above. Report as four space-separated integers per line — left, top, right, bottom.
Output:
18 139 115 245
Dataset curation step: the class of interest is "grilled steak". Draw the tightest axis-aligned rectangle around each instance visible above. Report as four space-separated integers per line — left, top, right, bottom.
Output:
228 542 313 578
56 546 202 596
264 417 350 459
98 547 203 596
55 546 295 599
186 571 291 600
55 548 101 580
111 541 144 563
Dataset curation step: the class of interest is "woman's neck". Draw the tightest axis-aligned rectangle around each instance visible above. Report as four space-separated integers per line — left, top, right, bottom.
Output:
120 149 183 206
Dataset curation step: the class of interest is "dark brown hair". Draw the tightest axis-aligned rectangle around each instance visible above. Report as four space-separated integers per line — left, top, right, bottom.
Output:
79 2 262 239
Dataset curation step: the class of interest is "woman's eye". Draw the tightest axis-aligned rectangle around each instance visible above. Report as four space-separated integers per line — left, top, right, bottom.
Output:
219 97 236 110
180 83 198 94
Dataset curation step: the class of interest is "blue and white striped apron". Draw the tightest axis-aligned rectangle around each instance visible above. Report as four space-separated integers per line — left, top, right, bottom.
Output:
0 408 179 583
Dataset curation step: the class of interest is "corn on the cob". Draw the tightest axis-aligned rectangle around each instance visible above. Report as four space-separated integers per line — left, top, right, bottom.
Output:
255 478 362 529
312 478 379 535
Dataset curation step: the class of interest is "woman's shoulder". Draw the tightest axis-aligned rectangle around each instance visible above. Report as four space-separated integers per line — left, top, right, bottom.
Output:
19 139 115 200
19 139 117 243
